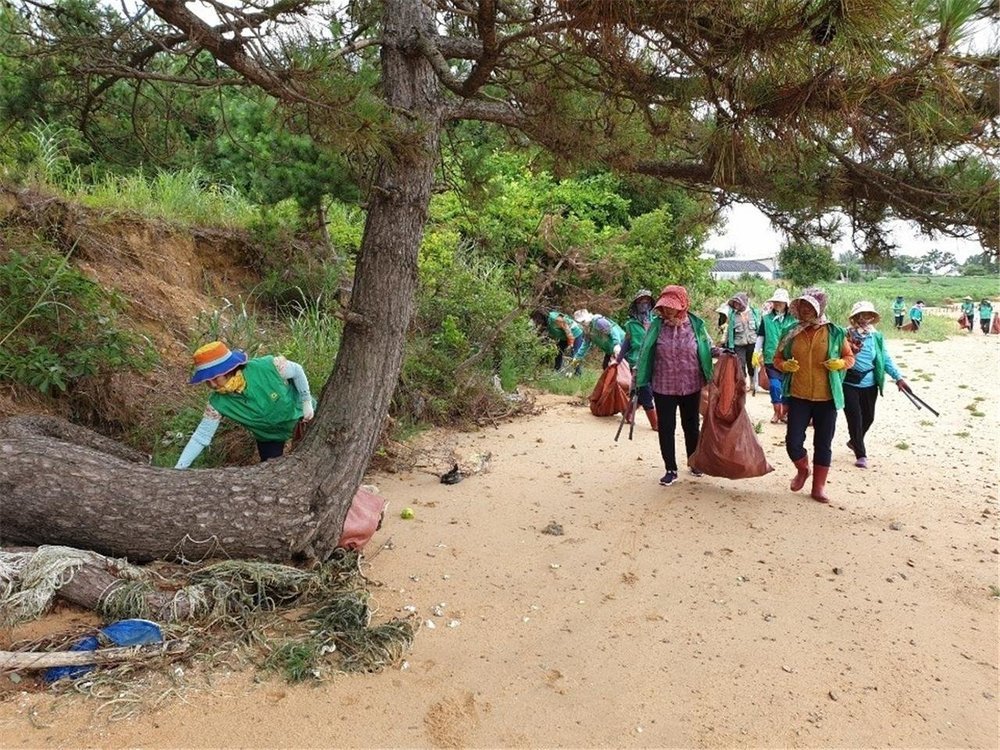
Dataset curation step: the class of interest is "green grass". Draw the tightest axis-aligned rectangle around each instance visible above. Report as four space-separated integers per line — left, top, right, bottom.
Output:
532 367 600 397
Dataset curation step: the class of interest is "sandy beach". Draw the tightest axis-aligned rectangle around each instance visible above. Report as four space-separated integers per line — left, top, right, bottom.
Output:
1 332 998 748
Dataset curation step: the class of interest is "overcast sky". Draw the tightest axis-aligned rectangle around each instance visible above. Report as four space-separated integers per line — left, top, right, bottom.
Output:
703 202 988 262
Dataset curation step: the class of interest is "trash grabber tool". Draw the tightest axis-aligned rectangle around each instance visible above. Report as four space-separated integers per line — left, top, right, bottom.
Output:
615 390 639 442
901 384 939 417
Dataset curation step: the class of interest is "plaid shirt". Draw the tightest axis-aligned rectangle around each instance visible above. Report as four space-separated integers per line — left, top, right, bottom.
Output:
651 319 703 396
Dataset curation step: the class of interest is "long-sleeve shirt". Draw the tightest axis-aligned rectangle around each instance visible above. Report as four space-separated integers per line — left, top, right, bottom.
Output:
650 320 703 396
774 326 854 402
847 332 902 389
175 356 312 468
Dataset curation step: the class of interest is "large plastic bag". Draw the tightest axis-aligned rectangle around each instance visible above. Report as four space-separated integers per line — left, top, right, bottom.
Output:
689 352 774 479
589 361 632 417
337 487 387 551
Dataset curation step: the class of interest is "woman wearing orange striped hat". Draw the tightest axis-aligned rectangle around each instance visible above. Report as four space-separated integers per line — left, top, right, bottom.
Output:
174 341 315 468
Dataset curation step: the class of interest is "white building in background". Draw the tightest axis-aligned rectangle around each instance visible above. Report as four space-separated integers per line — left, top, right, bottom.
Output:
709 258 777 280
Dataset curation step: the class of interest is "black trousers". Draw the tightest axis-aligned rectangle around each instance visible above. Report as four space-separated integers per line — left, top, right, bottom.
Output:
843 385 879 459
981 319 991 334
652 390 701 471
785 397 837 467
734 343 754 380
257 440 285 461
894 315 904 329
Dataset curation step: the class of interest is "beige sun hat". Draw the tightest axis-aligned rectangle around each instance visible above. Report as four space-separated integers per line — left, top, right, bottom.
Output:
849 300 880 323
767 288 790 305
715 303 730 315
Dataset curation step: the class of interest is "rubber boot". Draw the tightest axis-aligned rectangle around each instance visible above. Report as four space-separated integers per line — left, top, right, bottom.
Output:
810 464 831 504
645 407 658 432
790 455 810 492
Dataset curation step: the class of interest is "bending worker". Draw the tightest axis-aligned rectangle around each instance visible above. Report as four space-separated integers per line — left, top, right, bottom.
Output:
175 341 314 468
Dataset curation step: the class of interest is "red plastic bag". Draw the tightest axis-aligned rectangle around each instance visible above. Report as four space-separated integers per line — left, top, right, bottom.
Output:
337 487 387 551
689 352 774 480
992 314 1000 335
757 366 770 391
589 362 632 417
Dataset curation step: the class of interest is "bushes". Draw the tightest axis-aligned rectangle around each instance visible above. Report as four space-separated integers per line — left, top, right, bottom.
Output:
0 245 157 396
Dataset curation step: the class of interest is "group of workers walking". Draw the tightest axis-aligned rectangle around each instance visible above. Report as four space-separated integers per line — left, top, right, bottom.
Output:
537 284 916 504
959 296 995 334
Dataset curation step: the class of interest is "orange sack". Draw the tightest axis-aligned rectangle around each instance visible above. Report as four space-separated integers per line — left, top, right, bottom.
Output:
589 361 632 417
689 352 774 480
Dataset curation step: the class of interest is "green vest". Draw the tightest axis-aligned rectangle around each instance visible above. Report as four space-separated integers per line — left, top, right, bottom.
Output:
585 316 625 356
208 356 303 442
961 301 974 317
635 313 713 388
870 331 888 394
622 317 650 368
546 311 583 345
980 302 993 320
892 300 905 316
761 313 795 364
725 306 761 348
780 324 848 409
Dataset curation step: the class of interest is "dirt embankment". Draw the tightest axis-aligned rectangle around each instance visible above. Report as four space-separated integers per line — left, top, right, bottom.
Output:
1 333 997 749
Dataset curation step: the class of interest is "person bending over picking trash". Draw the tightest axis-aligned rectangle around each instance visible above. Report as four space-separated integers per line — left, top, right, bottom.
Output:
175 341 315 468
532 308 584 376
634 285 715 487
573 309 625 369
773 288 855 504
842 301 908 470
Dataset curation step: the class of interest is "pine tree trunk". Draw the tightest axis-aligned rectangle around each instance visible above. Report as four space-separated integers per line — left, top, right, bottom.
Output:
0 0 441 563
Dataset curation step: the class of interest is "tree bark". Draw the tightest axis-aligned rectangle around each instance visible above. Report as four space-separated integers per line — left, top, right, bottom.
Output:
0 0 442 563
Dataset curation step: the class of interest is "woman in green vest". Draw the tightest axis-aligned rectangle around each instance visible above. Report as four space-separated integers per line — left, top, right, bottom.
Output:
724 291 760 389
960 296 975 331
616 289 658 430
752 288 795 424
532 308 584 375
572 309 626 369
635 285 715 486
842 301 908 469
979 299 994 334
175 341 314 468
773 288 855 503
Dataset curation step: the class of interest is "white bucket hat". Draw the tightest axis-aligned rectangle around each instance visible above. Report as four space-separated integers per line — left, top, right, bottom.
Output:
573 309 593 325
767 288 790 305
715 303 730 315
849 300 880 323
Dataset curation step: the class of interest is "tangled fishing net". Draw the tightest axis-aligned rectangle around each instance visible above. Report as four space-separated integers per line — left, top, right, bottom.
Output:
2 545 415 712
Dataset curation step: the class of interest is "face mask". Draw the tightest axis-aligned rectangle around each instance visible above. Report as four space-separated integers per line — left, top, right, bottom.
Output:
636 301 651 315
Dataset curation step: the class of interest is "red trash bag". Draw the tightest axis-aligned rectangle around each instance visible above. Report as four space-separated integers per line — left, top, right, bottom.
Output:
901 321 916 332
589 361 631 417
337 487 387 551
689 352 774 480
992 314 1000 335
958 314 970 330
757 366 770 391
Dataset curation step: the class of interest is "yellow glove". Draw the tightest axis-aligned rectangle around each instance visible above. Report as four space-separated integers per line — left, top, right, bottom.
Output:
824 358 847 371
751 351 763 368
780 358 800 373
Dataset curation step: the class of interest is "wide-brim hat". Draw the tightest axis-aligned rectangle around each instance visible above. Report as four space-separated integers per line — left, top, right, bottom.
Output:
768 288 790 305
572 309 592 324
715 303 730 315
963 296 973 300
849 300 880 323
632 289 654 305
654 285 689 312
189 341 248 384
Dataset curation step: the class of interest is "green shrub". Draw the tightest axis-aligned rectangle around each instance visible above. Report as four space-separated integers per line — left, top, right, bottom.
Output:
0 246 157 395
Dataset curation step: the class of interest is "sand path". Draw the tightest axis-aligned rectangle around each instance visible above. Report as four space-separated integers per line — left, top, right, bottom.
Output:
2 333 998 748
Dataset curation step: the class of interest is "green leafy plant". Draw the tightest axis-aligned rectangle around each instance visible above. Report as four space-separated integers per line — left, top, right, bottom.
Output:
0 247 157 395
